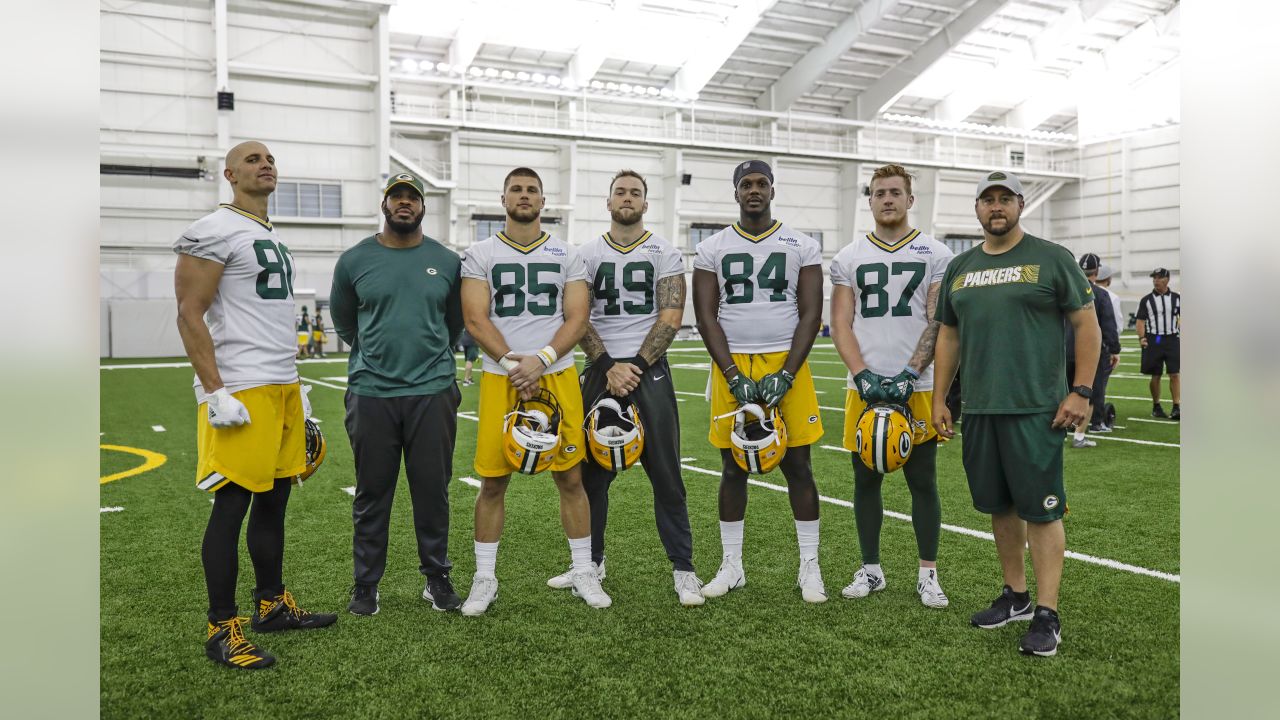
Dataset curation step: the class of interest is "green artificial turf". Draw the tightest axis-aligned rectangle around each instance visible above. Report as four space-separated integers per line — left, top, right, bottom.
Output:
100 335 1178 718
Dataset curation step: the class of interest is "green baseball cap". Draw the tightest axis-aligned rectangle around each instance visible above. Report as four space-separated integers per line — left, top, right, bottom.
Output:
383 172 425 199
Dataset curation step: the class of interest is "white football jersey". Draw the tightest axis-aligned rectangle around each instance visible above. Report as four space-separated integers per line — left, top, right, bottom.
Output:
693 221 822 353
461 231 588 374
829 229 953 390
580 230 685 358
173 205 300 401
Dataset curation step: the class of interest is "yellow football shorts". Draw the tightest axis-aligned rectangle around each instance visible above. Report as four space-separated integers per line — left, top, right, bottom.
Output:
474 367 585 477
841 389 942 451
297 332 309 346
312 330 324 343
196 383 306 493
709 352 823 449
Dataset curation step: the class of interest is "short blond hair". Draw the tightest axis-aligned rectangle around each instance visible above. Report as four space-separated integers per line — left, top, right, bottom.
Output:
870 164 913 196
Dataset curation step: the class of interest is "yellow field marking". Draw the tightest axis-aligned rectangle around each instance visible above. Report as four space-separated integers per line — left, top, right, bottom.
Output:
100 444 168 485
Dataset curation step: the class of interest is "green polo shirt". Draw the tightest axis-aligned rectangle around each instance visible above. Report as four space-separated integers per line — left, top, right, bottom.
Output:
330 235 462 397
936 233 1093 414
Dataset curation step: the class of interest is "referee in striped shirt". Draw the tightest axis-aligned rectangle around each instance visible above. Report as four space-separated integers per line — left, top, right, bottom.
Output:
1136 268 1181 420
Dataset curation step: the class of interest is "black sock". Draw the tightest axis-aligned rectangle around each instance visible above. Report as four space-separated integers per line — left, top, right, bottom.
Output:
1009 586 1031 604
1035 605 1059 619
246 478 292 598
203 484 253 623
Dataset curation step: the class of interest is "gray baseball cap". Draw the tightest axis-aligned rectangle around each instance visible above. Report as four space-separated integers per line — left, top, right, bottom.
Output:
1097 264 1114 281
975 170 1024 199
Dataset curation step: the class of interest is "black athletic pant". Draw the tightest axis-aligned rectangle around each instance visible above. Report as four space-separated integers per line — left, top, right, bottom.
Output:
202 478 292 622
345 385 461 586
1090 355 1114 426
579 357 695 572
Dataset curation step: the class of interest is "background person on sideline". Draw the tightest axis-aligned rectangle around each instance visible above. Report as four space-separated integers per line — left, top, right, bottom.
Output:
932 170 1101 658
1136 268 1181 420
459 328 479 386
311 308 326 358
1066 253 1120 441
330 173 465 616
1094 265 1125 340
174 140 337 670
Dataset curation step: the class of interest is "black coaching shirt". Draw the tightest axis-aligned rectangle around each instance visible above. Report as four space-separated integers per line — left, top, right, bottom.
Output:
1136 289 1180 336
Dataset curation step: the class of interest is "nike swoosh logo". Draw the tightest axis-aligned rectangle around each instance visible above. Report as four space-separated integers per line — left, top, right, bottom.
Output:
652 375 665 381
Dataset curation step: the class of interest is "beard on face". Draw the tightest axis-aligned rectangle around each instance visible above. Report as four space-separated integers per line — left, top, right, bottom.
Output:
610 206 642 226
980 211 1019 236
383 204 425 233
507 205 541 224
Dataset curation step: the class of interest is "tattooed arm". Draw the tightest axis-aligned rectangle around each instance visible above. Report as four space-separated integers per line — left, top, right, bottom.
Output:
636 273 686 366
906 281 943 375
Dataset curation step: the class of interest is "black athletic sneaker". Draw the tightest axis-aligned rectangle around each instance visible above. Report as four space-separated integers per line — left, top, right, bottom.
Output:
1019 606 1062 657
251 589 338 632
348 584 379 616
423 572 463 611
1170 405 1180 421
1152 403 1168 418
206 616 275 669
970 585 1034 629
1087 422 1111 433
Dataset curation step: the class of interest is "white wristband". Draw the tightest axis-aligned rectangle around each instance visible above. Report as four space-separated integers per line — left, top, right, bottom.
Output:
499 353 520 372
536 345 558 368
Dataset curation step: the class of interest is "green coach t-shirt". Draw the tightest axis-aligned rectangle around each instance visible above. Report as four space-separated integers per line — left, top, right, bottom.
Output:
935 233 1093 414
330 235 463 397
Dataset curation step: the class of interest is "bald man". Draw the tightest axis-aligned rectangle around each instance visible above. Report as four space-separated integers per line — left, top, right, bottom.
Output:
175 141 336 670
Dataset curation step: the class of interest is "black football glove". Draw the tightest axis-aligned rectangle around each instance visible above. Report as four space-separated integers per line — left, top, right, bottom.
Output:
757 370 795 408
725 370 760 405
880 368 919 405
853 369 888 403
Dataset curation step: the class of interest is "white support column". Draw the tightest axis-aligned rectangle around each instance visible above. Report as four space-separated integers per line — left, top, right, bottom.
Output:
838 161 865 252
1119 136 1132 285
663 148 682 251
375 9 391 191
214 0 230 204
562 141 579 242
448 131 460 248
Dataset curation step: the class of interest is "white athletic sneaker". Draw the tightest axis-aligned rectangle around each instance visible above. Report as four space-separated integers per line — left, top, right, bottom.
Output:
701 556 746 598
674 570 705 607
841 566 887 599
1071 436 1097 449
797 558 828 603
917 568 949 609
570 569 612 608
460 575 499 617
547 559 605 590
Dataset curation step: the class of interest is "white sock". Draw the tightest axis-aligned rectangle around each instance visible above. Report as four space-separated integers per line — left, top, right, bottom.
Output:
919 566 937 582
795 519 820 562
568 536 593 572
720 520 745 562
864 563 883 578
474 541 499 578
1074 429 1086 441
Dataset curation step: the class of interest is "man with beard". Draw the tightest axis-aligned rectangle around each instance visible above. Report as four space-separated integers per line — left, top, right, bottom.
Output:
932 171 1100 657
458 167 608 615
551 169 704 606
176 140 336 669
330 173 465 616
693 160 828 604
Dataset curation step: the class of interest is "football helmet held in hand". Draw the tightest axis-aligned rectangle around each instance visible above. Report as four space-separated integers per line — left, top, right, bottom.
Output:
295 418 327 484
503 389 563 475
854 403 915 474
585 395 645 472
718 403 788 475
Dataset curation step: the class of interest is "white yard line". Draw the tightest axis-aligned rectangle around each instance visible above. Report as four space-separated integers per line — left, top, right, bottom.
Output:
1084 434 1180 448
100 507 124 513
151 425 165 432
101 358 349 370
1126 417 1180 425
301 376 349 392
677 461 1179 583
342 486 356 497
459 476 481 488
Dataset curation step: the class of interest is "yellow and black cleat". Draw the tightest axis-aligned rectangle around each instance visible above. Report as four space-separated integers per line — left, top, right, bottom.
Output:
251 589 338 633
205 616 275 669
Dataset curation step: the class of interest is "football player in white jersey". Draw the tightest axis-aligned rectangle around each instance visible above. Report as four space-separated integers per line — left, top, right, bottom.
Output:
458 167 609 615
174 141 336 670
548 169 703 606
829 163 955 608
693 160 829 604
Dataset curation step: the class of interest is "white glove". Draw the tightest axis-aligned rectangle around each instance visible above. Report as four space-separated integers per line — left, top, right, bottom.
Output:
207 387 251 428
300 384 313 419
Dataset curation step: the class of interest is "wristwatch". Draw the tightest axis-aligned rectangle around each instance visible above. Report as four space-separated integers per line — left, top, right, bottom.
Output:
1070 385 1093 399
